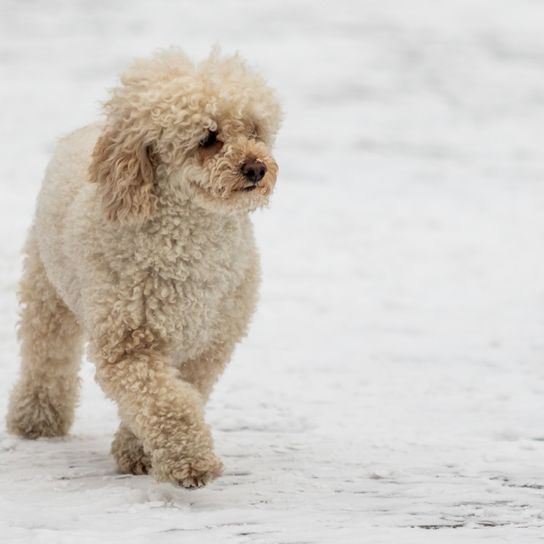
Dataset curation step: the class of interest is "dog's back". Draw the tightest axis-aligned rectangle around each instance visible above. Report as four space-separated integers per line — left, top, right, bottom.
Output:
34 124 101 313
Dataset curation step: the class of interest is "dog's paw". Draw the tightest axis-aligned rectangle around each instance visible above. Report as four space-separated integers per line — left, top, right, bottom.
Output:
6 385 72 439
151 449 223 488
111 425 151 475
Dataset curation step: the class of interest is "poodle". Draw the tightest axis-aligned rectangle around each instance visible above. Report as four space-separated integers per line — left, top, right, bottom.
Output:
6 49 282 487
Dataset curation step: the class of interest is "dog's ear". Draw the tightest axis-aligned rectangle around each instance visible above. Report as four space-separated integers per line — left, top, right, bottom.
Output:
89 121 158 224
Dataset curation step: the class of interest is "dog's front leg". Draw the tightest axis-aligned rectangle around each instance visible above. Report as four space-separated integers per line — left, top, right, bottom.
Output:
92 345 223 487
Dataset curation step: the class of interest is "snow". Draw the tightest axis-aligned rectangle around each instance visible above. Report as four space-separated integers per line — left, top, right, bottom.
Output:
1 0 544 542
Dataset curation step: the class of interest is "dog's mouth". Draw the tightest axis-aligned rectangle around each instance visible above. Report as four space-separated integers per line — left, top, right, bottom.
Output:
238 184 259 192
188 178 262 203
187 169 274 207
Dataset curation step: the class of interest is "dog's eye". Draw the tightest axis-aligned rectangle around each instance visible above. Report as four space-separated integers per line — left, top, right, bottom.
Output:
200 130 218 148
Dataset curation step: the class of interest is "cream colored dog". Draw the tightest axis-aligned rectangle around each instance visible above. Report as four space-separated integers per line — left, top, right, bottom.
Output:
6 49 281 487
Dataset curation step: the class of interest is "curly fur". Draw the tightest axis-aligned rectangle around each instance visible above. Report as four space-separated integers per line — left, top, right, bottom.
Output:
6 48 282 488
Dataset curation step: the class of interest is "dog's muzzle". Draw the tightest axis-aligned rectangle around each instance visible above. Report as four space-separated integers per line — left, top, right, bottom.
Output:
240 160 267 190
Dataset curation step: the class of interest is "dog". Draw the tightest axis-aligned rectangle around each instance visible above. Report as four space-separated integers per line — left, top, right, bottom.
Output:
6 49 282 487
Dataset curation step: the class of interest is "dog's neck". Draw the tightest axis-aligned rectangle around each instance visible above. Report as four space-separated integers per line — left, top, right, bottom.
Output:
110 184 252 276
151 182 250 233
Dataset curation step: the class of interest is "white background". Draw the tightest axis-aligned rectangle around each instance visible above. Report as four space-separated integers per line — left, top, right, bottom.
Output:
1 1 544 542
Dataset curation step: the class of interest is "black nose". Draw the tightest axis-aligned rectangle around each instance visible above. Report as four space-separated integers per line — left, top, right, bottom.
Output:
241 160 267 183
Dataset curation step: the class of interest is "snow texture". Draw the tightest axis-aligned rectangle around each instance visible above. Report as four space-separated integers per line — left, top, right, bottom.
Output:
1 0 544 542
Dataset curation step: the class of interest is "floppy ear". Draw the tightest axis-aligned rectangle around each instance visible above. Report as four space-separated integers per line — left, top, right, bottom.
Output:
89 121 158 223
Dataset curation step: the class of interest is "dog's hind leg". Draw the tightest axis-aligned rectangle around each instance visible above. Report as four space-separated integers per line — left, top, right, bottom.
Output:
6 233 83 438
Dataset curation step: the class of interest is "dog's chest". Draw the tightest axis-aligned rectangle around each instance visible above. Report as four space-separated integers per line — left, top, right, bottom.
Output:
136 215 254 360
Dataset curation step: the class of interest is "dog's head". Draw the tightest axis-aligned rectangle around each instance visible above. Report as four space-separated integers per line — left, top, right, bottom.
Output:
89 49 282 223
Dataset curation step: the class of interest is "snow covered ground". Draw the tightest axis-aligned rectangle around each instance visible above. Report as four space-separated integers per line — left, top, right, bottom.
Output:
1 0 544 541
